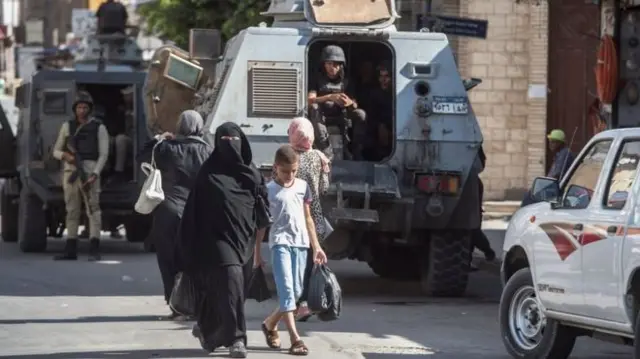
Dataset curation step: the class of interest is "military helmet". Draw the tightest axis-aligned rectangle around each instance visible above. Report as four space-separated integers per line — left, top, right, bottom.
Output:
320 45 346 64
72 91 94 112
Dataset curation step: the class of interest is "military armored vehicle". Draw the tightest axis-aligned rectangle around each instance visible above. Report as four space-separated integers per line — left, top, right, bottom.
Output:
0 28 155 252
143 0 484 296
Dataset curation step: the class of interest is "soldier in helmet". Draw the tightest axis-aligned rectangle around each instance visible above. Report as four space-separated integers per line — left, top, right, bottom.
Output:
51 92 110 261
308 44 367 160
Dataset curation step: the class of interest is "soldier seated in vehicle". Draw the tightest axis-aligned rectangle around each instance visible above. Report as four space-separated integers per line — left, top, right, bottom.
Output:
111 86 134 182
363 62 393 161
308 45 366 160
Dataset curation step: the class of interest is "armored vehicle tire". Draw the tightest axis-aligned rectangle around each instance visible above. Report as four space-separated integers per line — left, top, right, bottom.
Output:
368 246 420 280
420 230 470 297
1 184 19 242
18 188 48 253
500 268 576 359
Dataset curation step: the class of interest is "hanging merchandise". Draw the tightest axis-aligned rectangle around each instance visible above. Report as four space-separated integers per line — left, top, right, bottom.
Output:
595 35 619 105
588 99 607 136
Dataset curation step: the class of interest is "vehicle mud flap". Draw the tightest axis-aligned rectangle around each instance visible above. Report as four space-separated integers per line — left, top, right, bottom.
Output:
18 187 48 253
421 230 471 297
327 160 400 223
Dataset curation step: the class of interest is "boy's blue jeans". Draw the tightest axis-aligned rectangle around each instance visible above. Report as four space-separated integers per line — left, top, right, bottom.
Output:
271 245 308 312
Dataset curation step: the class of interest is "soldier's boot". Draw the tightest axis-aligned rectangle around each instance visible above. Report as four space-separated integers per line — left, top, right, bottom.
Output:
88 238 101 261
54 238 78 261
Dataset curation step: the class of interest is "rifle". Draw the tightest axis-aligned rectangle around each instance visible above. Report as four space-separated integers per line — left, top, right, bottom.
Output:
65 126 94 215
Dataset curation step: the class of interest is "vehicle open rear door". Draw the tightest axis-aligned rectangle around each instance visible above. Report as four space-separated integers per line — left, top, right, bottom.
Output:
0 95 17 178
143 29 220 134
305 0 397 28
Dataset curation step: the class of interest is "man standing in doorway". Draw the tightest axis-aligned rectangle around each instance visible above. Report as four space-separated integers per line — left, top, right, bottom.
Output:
52 92 110 261
520 128 575 207
96 0 129 35
546 129 575 180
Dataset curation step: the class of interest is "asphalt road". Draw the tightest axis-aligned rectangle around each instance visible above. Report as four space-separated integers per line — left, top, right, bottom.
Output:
0 220 633 358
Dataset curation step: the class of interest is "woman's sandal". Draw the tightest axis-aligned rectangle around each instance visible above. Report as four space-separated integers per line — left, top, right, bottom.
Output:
261 323 281 349
289 340 309 356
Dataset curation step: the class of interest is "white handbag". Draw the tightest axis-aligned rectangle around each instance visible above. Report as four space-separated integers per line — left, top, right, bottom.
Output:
134 140 165 214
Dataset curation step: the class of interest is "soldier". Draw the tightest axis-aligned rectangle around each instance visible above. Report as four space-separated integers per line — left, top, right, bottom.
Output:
308 45 366 160
96 0 129 35
52 92 110 261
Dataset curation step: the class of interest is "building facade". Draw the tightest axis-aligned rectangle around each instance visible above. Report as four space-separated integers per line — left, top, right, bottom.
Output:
396 0 603 200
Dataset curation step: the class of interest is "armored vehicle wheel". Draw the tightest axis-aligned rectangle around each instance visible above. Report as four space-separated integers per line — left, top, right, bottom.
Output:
368 246 420 280
420 230 470 297
18 188 48 253
1 184 18 242
500 268 576 359
124 214 153 251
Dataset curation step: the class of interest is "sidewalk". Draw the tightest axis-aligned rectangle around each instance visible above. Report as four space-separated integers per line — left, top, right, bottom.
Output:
482 200 520 220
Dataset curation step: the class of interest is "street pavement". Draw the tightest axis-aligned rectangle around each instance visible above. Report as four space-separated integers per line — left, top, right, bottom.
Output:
0 220 633 358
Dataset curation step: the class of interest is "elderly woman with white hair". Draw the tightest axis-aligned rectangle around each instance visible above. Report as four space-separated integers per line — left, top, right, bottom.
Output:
138 110 212 319
275 116 332 321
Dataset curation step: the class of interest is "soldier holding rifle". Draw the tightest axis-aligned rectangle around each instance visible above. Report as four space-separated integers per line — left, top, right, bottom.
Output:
52 92 110 261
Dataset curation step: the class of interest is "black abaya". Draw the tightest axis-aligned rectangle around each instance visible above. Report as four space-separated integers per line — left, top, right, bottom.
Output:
193 265 246 347
179 122 267 349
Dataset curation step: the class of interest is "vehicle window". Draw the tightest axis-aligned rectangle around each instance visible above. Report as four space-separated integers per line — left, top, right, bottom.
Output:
561 140 613 209
603 140 640 209
42 92 67 115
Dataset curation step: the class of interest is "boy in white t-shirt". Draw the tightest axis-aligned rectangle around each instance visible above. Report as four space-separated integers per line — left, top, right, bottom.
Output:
254 144 327 356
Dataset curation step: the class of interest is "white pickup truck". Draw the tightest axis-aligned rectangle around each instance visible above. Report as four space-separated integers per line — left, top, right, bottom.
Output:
499 128 640 358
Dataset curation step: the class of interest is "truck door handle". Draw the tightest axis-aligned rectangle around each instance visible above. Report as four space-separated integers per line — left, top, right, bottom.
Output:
607 225 618 235
574 223 583 231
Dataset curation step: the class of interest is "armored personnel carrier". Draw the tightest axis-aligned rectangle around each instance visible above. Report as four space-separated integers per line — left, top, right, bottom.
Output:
0 28 155 252
143 0 484 296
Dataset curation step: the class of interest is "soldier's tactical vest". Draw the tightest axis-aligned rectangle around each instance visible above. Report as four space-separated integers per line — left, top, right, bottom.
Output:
66 119 101 161
316 76 348 118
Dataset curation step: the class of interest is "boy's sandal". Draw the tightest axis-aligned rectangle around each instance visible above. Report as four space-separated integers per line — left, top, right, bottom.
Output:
261 323 281 349
289 340 309 356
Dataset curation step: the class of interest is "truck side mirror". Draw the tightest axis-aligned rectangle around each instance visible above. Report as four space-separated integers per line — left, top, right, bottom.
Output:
530 176 560 203
189 29 222 60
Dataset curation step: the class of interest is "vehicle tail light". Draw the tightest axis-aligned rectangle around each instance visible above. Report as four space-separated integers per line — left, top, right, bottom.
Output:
415 173 460 195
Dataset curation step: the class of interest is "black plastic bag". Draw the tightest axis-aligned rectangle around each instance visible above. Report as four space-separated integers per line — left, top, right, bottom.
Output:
169 272 197 316
307 264 342 321
245 266 272 303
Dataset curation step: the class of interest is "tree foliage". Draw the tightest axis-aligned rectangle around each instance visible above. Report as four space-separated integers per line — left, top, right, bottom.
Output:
137 0 271 49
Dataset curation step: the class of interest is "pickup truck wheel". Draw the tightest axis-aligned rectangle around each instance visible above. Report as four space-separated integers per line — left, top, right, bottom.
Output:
18 188 48 253
500 268 576 359
1 184 18 242
420 230 470 297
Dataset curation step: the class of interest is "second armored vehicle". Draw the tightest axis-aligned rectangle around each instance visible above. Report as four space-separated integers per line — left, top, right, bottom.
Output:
0 29 156 252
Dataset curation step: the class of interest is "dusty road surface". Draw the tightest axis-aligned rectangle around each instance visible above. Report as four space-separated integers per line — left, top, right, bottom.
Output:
0 222 633 359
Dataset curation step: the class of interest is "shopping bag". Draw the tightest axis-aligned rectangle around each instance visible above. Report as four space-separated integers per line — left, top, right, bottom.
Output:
307 264 342 321
169 272 197 316
134 140 165 214
245 266 271 303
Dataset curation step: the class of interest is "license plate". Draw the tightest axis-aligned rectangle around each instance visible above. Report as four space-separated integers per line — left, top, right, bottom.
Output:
432 96 468 114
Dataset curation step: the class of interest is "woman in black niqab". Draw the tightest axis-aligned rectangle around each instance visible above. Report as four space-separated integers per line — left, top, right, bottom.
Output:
179 122 266 357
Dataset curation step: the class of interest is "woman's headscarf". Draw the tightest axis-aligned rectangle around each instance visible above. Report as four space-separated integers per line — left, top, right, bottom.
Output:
178 122 265 270
288 117 330 173
176 110 204 137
